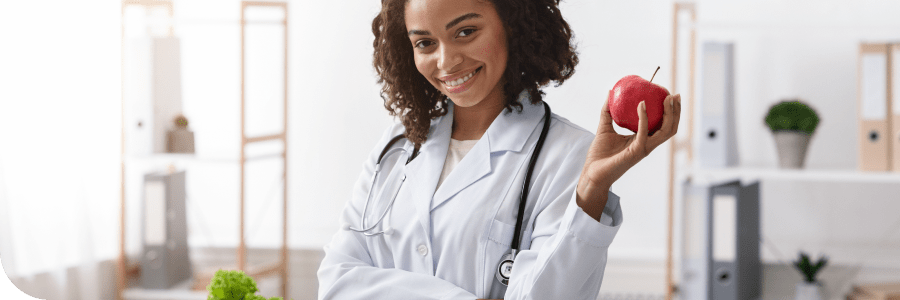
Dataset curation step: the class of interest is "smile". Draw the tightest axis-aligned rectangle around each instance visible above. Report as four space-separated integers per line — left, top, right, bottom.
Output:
441 66 482 87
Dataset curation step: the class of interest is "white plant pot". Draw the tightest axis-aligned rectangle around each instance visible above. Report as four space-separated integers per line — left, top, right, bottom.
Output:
773 130 812 169
795 282 824 300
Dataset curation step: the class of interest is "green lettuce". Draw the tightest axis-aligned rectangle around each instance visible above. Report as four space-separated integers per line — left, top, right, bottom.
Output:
206 269 287 300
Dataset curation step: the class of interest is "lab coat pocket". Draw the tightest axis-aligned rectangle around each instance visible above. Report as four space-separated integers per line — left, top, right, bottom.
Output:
487 219 516 270
488 219 515 247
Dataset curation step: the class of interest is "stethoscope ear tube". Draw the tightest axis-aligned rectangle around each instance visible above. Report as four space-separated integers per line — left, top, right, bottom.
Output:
345 133 418 236
345 136 413 236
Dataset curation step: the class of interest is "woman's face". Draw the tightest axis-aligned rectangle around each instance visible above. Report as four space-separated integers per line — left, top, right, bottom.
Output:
404 0 508 109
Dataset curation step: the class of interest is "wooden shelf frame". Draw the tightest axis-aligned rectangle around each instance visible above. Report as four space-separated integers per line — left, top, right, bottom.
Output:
667 2 697 300
236 1 290 298
117 1 291 299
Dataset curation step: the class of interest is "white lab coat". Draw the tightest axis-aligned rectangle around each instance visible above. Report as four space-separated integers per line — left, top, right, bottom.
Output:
317 91 623 300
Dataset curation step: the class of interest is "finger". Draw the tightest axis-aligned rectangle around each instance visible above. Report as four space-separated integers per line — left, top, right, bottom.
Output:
597 90 616 134
633 101 649 155
673 94 682 136
648 95 675 147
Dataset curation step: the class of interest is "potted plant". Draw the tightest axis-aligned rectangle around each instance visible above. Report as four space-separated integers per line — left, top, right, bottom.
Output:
793 252 828 300
765 100 820 169
166 114 195 153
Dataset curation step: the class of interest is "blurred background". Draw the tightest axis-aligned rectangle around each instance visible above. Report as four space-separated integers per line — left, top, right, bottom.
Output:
1 0 900 299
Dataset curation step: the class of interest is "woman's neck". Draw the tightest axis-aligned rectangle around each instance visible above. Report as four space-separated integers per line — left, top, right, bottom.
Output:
451 98 505 140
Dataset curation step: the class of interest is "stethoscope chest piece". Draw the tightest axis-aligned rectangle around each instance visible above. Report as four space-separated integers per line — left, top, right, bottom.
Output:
495 249 516 286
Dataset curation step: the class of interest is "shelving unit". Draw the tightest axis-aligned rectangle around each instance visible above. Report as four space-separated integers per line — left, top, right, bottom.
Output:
117 1 290 299
684 167 900 184
665 2 900 298
678 167 900 268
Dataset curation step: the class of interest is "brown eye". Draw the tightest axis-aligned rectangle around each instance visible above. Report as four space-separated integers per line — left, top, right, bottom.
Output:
414 40 434 49
458 28 476 37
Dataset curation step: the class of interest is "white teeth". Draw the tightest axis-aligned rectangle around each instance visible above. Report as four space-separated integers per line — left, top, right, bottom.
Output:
444 69 478 87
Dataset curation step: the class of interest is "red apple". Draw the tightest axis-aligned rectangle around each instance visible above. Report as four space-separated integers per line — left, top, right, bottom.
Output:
608 68 670 135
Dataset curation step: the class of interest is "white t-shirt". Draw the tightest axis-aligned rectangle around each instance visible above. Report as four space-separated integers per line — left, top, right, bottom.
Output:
436 138 478 189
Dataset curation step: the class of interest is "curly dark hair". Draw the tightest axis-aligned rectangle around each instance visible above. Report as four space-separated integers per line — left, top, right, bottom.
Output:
372 0 578 146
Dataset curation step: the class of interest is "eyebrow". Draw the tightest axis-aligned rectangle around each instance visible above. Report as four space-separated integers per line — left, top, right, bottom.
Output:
407 12 482 36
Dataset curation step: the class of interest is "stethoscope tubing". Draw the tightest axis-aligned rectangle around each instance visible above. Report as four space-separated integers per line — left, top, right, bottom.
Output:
346 147 411 236
510 101 551 251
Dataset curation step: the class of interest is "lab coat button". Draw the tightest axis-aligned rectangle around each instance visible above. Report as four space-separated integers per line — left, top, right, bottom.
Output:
417 244 428 256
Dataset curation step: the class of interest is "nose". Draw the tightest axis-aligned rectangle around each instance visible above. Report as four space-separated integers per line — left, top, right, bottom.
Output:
437 43 463 72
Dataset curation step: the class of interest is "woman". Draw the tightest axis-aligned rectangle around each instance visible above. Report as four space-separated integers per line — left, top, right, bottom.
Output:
317 0 681 299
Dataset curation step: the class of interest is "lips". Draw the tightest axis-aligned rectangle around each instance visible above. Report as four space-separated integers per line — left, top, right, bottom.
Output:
440 66 482 94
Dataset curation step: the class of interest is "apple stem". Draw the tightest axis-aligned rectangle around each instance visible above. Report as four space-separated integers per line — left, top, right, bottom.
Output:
650 66 660 83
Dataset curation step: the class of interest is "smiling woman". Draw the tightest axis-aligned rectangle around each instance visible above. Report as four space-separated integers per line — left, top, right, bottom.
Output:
316 0 681 299
370 0 579 146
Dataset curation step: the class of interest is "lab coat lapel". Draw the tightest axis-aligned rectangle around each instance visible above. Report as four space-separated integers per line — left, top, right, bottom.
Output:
403 104 453 243
431 91 544 211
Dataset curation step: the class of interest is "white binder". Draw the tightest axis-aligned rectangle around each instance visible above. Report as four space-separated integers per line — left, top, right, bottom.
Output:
698 42 738 168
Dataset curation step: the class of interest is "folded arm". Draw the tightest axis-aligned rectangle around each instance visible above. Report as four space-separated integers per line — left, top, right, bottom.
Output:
317 124 477 300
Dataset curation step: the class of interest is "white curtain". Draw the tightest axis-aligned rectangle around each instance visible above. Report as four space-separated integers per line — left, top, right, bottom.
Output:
0 159 103 300
0 1 121 299
0 121 113 300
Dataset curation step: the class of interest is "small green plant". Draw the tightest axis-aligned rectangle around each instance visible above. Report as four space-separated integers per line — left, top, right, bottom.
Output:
174 114 189 128
764 100 820 135
793 252 827 283
206 269 289 300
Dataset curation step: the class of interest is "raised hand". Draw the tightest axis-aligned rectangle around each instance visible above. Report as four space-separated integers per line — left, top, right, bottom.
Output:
575 91 682 220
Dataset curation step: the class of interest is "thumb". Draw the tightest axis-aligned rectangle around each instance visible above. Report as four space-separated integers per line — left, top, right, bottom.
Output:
597 90 615 134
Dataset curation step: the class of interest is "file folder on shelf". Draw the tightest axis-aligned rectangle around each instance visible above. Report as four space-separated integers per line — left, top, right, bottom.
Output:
858 43 892 171
141 170 192 289
681 179 761 300
698 42 738 168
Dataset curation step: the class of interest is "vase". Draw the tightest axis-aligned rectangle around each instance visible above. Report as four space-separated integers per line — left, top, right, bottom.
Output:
794 282 824 300
773 130 812 169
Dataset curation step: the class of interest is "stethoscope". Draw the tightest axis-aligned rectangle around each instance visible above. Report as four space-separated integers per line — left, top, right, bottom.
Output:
344 102 552 287
343 134 420 236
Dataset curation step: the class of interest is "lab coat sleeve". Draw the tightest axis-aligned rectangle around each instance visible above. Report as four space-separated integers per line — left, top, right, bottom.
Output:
503 134 624 300
317 124 478 300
